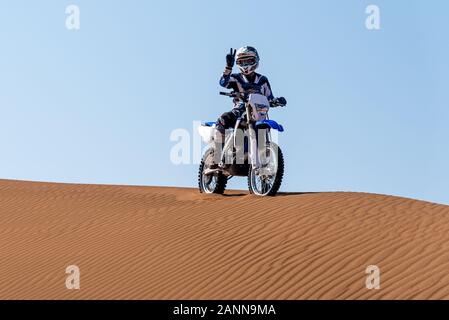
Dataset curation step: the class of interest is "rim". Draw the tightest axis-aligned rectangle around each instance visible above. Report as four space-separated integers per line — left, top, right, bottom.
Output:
250 145 278 196
201 152 219 193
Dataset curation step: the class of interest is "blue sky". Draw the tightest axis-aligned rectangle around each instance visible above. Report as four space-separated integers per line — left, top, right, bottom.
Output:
0 0 448 204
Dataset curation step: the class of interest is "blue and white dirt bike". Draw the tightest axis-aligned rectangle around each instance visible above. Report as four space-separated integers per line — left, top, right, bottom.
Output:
198 89 286 196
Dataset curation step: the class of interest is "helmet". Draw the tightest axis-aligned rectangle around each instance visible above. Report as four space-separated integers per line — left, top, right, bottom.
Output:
236 46 259 75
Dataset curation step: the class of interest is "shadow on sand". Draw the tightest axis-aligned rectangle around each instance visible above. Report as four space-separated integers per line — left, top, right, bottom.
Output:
276 192 321 197
222 193 248 197
220 191 321 198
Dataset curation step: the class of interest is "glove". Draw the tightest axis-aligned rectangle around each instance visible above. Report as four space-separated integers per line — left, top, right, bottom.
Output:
275 97 287 106
226 48 236 69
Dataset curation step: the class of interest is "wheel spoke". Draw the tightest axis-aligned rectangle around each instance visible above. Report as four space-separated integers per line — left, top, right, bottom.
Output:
250 144 280 196
201 152 218 193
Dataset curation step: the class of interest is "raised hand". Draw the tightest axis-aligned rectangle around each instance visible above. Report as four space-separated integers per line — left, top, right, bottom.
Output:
226 48 236 68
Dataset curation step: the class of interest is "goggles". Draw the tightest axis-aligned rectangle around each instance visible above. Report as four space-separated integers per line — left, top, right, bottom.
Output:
236 57 257 67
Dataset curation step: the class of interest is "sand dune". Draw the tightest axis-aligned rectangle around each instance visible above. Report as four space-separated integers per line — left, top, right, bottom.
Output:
0 179 448 299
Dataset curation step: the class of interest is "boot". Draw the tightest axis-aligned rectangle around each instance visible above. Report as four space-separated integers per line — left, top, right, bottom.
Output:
212 129 225 167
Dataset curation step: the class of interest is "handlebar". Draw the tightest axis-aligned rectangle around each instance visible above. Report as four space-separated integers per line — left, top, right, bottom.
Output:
219 91 236 97
220 91 286 108
219 91 249 98
270 100 286 108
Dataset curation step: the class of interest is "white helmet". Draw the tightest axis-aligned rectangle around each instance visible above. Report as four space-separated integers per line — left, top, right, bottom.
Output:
236 46 259 75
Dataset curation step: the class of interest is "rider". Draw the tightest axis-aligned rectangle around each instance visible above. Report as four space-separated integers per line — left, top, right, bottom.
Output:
214 46 286 164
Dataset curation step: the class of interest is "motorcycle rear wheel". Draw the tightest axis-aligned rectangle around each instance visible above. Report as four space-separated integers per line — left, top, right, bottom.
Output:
198 147 228 194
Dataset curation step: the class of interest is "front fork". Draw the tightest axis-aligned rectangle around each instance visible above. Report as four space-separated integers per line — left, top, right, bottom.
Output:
246 103 271 170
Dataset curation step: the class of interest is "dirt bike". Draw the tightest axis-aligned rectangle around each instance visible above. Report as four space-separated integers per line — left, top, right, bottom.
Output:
197 89 286 196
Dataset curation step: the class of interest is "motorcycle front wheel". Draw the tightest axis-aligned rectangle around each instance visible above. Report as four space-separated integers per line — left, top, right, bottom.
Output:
248 143 284 196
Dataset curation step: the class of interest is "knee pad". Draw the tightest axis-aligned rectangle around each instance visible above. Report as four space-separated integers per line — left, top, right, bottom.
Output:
215 121 226 135
218 111 236 128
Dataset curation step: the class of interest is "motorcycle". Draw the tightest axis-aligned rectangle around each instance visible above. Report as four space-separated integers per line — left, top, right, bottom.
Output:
197 88 286 196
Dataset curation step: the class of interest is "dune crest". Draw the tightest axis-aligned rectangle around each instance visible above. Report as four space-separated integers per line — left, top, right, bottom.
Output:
0 179 448 299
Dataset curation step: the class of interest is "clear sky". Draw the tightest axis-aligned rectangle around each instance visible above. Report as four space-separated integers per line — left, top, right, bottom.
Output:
0 0 448 204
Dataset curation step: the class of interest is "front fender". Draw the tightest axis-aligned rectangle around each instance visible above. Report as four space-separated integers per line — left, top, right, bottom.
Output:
255 120 284 132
